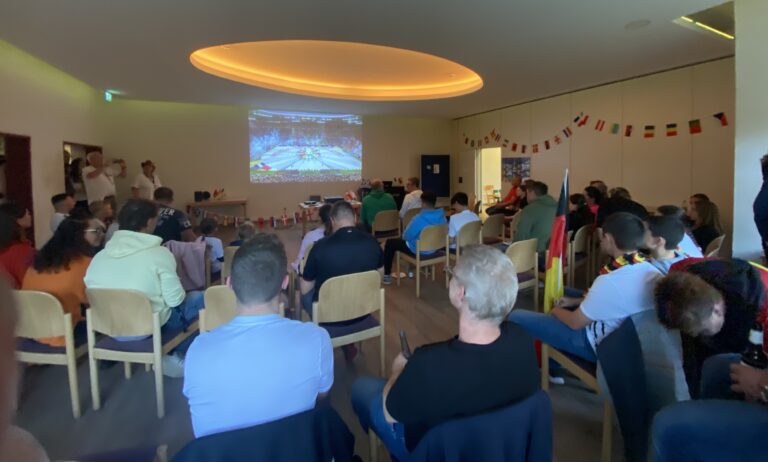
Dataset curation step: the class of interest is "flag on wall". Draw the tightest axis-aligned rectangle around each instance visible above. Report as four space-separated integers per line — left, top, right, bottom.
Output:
521 145 527 154
574 113 583 124
470 140 475 147
490 129 497 138
595 120 606 131
495 133 502 142
464 136 469 144
563 127 572 138
666 123 678 137
511 142 518 152
484 136 490 144
644 125 655 138
543 170 568 313
532 144 539 153
689 119 702 134
713 112 729 126
554 135 562 145
545 140 551 150
502 138 509 147
610 123 621 135
578 115 590 127
625 125 633 137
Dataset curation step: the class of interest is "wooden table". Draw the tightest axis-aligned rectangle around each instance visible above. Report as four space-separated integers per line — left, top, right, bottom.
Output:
298 200 361 236
187 199 247 226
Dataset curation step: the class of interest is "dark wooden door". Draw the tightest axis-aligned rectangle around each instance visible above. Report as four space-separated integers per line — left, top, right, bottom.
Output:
3 134 34 245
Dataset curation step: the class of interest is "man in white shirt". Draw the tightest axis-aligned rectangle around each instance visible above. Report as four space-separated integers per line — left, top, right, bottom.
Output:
399 177 422 219
49 193 75 233
448 192 480 249
82 151 126 204
132 160 161 200
508 212 661 362
184 234 333 438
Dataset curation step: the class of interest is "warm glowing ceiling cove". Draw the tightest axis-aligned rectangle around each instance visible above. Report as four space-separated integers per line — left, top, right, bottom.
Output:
190 40 483 101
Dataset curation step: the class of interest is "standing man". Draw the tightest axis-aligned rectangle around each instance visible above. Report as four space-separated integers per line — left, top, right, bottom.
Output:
399 177 423 219
82 151 126 204
132 160 162 200
361 179 397 232
153 187 195 243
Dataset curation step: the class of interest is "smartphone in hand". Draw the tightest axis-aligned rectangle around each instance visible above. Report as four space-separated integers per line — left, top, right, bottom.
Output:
399 330 412 359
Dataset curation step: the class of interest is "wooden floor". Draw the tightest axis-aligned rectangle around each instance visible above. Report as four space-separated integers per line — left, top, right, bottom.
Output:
13 226 623 461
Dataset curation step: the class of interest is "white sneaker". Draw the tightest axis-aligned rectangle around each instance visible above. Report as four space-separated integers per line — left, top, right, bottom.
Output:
382 275 393 285
407 271 414 279
548 374 565 385
162 354 185 378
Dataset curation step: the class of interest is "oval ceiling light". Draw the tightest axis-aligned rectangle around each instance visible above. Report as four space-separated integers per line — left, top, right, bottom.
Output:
190 40 483 101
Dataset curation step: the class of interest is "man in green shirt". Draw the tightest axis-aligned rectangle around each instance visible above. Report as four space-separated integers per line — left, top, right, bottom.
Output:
361 179 397 232
514 181 556 253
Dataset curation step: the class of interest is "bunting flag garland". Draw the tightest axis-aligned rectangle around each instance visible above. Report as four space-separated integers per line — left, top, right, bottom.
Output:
521 145 527 154
484 136 490 144
595 120 606 131
545 140 551 150
610 123 621 135
644 125 655 138
503 138 509 147
563 127 572 138
689 119 702 134
666 123 678 137
511 142 518 152
532 144 539 153
470 140 475 147
625 125 633 137
574 113 583 124
714 112 729 126
578 115 589 127
464 136 469 144
554 135 562 145
490 129 497 138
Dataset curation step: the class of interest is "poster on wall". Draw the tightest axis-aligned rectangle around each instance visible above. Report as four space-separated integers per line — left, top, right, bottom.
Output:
502 157 531 180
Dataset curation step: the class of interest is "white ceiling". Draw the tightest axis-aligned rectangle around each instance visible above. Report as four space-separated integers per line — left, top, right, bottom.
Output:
0 0 733 118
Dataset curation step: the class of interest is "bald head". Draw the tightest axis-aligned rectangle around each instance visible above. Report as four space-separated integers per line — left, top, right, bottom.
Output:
371 179 383 191
86 151 104 167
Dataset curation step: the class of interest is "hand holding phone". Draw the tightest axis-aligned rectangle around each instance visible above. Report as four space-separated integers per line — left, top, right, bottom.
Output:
399 330 412 359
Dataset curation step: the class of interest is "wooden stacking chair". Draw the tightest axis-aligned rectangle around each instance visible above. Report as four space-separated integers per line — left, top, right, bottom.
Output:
14 290 88 418
372 210 401 245
220 246 238 283
505 238 539 310
201 286 237 333
288 241 315 313
402 207 421 232
481 213 505 245
86 288 199 418
396 224 448 298
446 220 482 286
567 225 592 288
506 210 523 240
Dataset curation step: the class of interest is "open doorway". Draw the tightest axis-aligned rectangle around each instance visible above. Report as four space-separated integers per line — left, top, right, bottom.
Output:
0 133 34 246
475 147 502 211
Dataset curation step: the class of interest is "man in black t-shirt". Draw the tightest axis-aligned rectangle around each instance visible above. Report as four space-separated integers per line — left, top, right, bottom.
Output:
351 245 539 458
153 187 194 243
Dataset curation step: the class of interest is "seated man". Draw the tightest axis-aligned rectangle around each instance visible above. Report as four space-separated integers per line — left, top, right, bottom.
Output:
361 178 397 232
596 187 648 227
382 191 446 284
153 186 195 243
84 199 203 377
508 212 661 363
351 245 539 459
50 193 75 232
399 177 423 219
655 205 703 257
513 181 556 255
652 353 768 462
229 221 256 247
184 234 333 438
448 192 480 249
486 174 522 216
655 257 767 397
645 215 689 274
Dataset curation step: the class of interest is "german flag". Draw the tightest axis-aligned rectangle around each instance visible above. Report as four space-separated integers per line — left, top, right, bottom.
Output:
644 125 655 138
543 170 568 312
666 123 678 137
689 119 702 134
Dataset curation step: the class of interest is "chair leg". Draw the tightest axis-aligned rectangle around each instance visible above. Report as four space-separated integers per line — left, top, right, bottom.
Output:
66 352 81 418
416 264 421 298
369 431 379 462
89 354 101 411
541 344 550 391
534 279 540 312
396 253 401 287
145 363 151 372
124 362 132 379
154 351 165 419
602 401 613 462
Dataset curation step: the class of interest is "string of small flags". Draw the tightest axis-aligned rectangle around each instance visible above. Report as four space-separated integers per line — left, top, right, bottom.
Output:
191 207 301 230
462 111 730 153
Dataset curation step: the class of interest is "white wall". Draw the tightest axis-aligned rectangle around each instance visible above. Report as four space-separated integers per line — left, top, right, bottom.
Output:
104 99 454 220
733 0 768 259
0 40 105 244
455 58 735 249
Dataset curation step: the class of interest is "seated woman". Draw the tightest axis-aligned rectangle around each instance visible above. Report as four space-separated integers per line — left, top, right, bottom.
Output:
688 200 723 252
351 245 539 459
0 202 34 289
655 258 766 397
567 193 594 237
291 204 331 273
21 219 99 346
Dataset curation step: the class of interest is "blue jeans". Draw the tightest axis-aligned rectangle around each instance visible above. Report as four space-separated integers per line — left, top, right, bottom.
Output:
507 309 596 362
351 377 409 461
652 355 768 462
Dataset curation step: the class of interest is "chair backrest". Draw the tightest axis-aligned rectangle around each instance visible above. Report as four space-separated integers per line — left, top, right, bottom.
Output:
372 210 400 234
315 270 382 324
86 288 155 337
202 286 237 332
572 225 591 254
456 220 482 248
472 200 482 214
300 241 315 274
221 246 239 281
417 224 448 253
705 234 725 257
507 211 523 240
403 207 421 231
409 390 552 462
505 238 538 273
14 290 68 339
481 213 504 239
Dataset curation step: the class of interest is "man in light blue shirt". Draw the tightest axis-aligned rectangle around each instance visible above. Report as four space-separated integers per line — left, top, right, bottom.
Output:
183 234 333 438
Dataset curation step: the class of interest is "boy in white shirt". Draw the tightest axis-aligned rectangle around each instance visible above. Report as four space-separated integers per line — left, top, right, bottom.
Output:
508 212 661 361
196 217 225 280
399 177 422 219
49 193 75 232
448 192 480 249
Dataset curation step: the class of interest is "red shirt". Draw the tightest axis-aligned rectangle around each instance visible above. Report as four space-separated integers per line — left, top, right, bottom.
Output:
0 241 35 289
502 186 520 204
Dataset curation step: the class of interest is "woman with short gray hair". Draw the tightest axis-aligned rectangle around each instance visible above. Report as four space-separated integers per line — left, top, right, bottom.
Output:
351 245 539 458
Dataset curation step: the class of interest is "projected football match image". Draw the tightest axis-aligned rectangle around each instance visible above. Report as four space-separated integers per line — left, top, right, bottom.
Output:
249 110 363 184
